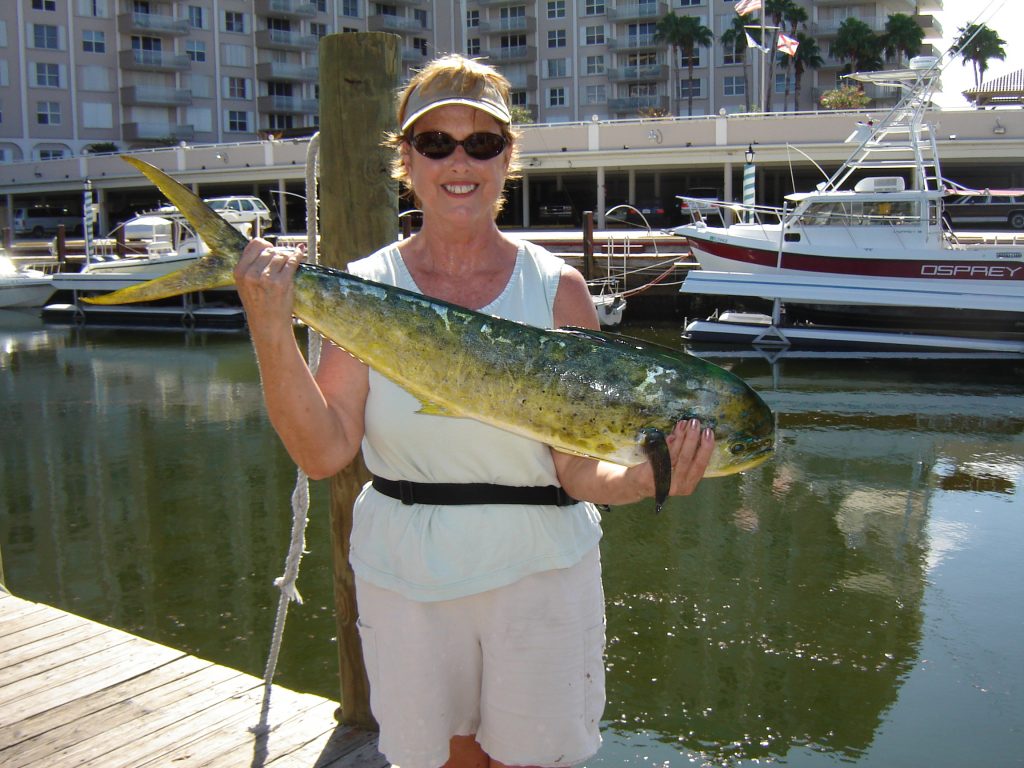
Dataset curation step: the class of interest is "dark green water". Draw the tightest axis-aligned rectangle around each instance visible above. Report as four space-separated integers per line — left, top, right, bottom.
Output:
2 310 1022 767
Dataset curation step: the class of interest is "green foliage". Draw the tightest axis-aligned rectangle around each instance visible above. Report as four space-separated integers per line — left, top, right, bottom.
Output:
819 84 871 110
881 13 924 65
509 105 535 125
954 23 1007 87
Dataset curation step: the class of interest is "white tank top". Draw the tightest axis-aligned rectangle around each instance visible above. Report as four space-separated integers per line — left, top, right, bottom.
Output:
346 240 602 601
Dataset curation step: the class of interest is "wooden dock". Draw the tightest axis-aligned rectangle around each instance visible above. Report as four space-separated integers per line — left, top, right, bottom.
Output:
0 589 388 767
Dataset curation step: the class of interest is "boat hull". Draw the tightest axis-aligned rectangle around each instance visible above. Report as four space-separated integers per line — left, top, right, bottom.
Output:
0 279 57 308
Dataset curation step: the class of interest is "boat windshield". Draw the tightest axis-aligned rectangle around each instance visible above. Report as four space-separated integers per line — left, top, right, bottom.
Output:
800 200 920 227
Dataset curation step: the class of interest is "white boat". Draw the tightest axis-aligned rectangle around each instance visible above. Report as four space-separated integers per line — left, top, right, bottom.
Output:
674 55 1024 348
0 253 56 308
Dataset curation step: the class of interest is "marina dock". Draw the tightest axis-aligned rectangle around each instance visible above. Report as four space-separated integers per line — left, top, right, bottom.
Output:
0 589 387 767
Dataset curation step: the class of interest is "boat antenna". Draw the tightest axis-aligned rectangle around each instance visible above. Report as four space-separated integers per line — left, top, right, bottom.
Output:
784 143 830 188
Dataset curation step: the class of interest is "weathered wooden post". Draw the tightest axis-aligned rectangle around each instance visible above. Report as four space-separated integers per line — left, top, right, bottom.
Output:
582 210 595 280
319 31 401 730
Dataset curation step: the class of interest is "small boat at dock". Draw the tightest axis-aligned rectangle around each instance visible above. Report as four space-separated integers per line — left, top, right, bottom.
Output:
0 252 56 308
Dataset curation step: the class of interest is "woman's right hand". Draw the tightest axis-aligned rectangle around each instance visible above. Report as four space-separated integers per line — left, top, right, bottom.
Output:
234 238 303 332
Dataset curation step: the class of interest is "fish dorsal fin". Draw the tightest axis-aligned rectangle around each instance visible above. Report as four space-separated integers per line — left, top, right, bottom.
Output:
556 326 694 363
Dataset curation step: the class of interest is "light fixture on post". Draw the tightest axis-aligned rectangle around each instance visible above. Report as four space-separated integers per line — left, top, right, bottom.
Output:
745 143 755 165
993 119 1006 135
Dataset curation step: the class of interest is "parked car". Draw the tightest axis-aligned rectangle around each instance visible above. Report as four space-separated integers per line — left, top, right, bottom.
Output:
13 205 82 237
537 190 577 225
606 200 670 229
943 192 1024 230
204 196 276 229
677 186 722 221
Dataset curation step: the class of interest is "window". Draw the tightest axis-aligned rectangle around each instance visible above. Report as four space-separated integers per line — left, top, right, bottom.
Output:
677 0 702 5
584 84 606 104
82 29 105 53
680 47 701 67
188 5 205 29
82 101 113 128
269 114 294 131
466 38 480 56
227 77 249 99
724 75 745 96
547 0 565 19
584 25 604 45
547 29 566 48
510 90 527 107
315 0 327 11
723 39 743 65
546 58 566 78
466 9 479 27
35 62 60 87
774 72 793 93
679 78 702 98
585 54 605 75
413 8 428 28
412 36 428 55
341 0 359 16
227 110 249 132
584 0 605 14
627 21 656 46
33 24 59 49
77 0 109 18
224 11 245 33
36 101 61 125
548 87 565 107
311 22 328 38
33 0 57 10
39 148 67 160
186 40 206 62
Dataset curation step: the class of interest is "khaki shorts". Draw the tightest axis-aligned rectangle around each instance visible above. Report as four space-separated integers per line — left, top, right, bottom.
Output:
355 546 606 768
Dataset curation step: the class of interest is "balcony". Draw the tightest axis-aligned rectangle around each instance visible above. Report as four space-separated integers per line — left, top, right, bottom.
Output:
259 95 319 114
257 61 319 82
607 2 667 22
255 0 317 19
607 33 658 51
607 63 668 82
120 85 193 107
402 47 430 64
913 13 942 38
368 14 430 33
119 48 191 72
477 0 524 6
505 73 538 91
122 122 195 143
117 11 191 36
479 16 536 34
255 29 319 51
482 44 537 63
607 94 668 113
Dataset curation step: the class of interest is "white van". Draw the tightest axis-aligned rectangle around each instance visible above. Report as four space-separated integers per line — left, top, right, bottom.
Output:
13 205 82 237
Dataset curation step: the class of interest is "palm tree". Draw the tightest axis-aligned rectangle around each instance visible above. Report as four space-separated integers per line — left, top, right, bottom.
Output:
882 13 924 66
832 17 883 80
721 16 752 112
780 2 807 111
953 23 1007 88
792 32 823 111
763 0 799 111
655 12 714 116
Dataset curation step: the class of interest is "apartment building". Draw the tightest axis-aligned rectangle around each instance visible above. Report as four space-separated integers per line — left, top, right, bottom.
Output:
0 0 941 164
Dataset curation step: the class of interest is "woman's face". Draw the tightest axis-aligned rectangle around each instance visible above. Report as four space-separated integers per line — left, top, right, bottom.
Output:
402 104 510 228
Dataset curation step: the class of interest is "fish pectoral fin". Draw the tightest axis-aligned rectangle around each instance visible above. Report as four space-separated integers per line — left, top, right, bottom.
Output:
638 427 671 514
415 400 455 417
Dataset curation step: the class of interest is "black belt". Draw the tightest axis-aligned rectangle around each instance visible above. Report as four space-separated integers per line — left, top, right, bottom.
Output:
372 476 577 507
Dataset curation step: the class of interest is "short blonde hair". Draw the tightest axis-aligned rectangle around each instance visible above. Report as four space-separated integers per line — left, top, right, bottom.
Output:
386 54 521 216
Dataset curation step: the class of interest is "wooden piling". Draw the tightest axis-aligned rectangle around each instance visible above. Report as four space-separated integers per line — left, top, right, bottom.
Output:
582 210 595 280
318 31 401 730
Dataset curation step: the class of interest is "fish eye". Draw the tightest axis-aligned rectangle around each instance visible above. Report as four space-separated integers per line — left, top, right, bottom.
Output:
730 442 747 455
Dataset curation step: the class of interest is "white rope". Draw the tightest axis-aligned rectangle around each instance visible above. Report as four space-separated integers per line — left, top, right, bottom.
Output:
253 132 322 734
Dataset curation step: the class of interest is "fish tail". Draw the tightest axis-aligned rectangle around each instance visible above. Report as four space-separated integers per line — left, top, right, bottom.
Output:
84 156 248 305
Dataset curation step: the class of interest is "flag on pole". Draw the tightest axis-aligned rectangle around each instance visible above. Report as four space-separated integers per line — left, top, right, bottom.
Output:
776 32 799 56
745 31 767 53
734 0 762 16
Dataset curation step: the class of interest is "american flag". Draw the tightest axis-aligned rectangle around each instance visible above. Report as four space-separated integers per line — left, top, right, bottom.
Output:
734 0 762 16
776 32 800 56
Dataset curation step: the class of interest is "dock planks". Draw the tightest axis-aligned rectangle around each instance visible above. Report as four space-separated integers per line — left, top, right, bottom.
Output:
0 590 388 767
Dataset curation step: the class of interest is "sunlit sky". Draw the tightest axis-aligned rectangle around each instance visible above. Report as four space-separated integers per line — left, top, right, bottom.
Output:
931 0 1020 107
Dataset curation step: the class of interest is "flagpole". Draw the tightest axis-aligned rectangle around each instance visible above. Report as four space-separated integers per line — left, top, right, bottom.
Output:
760 13 766 112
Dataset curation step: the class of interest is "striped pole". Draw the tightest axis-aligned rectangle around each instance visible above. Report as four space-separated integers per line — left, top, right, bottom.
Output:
83 179 94 262
743 161 756 222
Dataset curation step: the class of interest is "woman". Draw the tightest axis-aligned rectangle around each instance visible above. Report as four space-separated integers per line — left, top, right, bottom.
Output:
235 54 714 768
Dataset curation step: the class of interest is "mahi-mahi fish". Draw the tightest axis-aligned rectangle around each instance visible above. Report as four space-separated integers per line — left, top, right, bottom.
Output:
87 156 775 510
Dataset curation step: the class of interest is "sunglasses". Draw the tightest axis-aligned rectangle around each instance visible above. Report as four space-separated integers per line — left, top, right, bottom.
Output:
408 131 508 161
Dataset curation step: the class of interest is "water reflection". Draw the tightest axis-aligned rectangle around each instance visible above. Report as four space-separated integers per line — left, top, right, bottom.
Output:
2 320 1022 767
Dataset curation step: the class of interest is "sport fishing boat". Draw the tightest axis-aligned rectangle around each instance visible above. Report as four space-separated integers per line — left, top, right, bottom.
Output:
674 55 1024 351
0 253 56 308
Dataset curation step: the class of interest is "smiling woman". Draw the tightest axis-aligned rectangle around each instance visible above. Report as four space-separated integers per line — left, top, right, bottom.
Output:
233 52 717 768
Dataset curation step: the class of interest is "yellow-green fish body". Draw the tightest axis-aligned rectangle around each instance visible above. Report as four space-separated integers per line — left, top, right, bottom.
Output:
90 157 775 507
